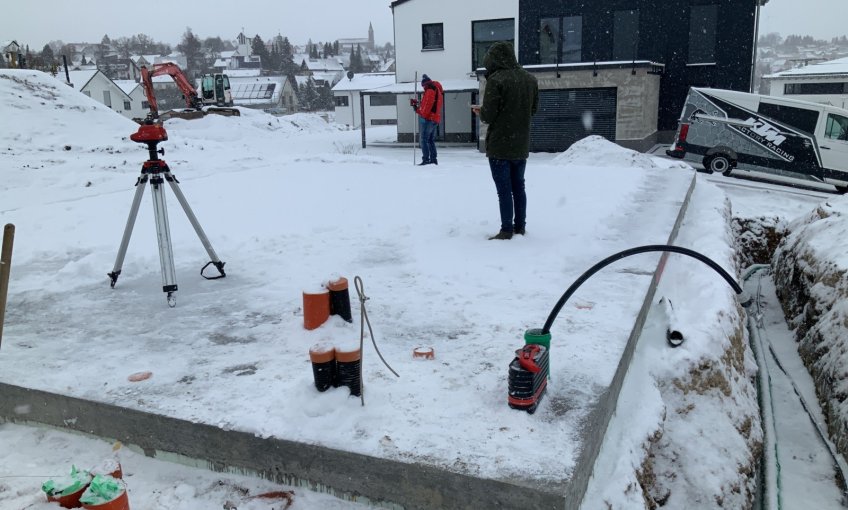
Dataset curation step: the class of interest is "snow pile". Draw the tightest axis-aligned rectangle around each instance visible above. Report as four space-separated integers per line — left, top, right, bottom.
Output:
772 196 848 459
586 179 762 509
553 135 657 169
0 70 137 154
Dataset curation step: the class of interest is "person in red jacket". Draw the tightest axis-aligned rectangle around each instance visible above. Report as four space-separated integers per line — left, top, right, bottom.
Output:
410 74 443 165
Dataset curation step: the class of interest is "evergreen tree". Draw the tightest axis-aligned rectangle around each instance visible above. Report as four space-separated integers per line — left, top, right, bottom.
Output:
81 53 87 65
101 34 111 45
41 44 55 65
299 79 319 111
251 34 269 69
333 41 340 56
317 82 334 110
309 43 319 59
279 37 298 75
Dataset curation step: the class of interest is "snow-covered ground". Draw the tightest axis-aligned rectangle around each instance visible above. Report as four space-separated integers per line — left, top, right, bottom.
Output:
1 69 846 508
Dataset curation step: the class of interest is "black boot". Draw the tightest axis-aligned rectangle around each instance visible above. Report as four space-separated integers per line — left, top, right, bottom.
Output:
514 226 525 235
417 160 431 166
488 230 513 240
432 158 438 165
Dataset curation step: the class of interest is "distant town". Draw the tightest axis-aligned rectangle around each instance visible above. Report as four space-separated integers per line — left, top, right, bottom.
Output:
754 32 848 92
0 25 395 118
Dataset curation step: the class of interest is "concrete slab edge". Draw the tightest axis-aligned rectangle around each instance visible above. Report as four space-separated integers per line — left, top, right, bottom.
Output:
0 383 564 509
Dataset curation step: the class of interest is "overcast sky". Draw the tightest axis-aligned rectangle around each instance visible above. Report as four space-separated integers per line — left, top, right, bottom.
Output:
758 0 845 40
1 0 846 51
1 0 396 50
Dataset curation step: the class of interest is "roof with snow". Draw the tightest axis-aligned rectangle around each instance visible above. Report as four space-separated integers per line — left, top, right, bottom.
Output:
113 79 140 95
224 69 262 78
228 75 290 105
66 69 98 89
765 56 848 78
364 78 480 94
331 73 395 92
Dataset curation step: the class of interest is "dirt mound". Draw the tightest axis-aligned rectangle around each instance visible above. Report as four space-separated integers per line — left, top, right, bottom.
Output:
773 198 848 459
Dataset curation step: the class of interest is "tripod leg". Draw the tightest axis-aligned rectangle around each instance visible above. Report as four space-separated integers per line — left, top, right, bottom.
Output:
163 171 226 279
149 173 178 307
108 175 148 288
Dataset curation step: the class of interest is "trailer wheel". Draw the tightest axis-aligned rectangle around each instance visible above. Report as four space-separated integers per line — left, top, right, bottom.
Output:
705 154 733 175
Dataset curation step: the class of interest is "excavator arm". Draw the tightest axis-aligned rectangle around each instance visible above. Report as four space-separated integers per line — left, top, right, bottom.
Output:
140 63 202 119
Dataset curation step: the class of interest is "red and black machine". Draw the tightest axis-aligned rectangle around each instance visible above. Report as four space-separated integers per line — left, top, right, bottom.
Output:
508 344 549 414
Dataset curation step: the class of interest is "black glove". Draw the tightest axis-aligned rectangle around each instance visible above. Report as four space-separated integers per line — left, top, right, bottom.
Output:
410 98 419 108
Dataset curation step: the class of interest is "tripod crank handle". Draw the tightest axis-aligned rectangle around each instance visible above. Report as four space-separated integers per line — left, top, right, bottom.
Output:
201 260 226 280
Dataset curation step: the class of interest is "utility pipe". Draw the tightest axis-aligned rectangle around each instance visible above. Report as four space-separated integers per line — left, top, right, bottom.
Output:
541 245 750 335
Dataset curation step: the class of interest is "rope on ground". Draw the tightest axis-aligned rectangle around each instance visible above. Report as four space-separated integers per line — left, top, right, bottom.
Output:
354 276 400 407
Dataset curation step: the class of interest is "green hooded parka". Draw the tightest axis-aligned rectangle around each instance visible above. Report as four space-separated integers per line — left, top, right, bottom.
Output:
480 41 539 160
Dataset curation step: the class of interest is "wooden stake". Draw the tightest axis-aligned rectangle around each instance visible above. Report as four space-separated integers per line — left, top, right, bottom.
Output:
0 224 15 349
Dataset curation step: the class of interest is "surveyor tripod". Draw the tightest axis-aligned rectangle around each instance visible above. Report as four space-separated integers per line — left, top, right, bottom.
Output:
108 120 225 307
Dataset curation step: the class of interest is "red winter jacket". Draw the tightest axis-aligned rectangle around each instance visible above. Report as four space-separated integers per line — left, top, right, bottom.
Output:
416 81 443 123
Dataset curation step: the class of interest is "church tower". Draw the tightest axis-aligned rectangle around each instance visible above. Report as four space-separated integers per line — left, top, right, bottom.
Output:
368 22 374 50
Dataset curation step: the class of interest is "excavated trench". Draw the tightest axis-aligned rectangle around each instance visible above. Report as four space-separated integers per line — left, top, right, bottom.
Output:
733 212 848 506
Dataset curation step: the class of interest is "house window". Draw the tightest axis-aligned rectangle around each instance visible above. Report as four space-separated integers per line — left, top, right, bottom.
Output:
103 90 112 108
371 119 397 125
825 113 848 141
335 96 349 107
613 10 640 61
370 95 395 107
141 100 149 109
540 16 582 64
785 82 848 95
472 18 514 71
422 23 444 51
688 5 718 63
123 101 131 110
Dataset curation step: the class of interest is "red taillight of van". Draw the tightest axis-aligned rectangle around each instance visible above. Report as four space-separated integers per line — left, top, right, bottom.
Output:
666 123 690 159
678 123 690 143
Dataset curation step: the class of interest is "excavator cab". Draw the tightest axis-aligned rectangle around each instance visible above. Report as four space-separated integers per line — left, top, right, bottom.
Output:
200 74 234 107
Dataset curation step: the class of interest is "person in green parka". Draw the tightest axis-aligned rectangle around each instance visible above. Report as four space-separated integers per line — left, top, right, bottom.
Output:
472 41 539 240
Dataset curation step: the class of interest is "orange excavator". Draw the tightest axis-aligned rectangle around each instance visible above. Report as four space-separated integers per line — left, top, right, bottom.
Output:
140 63 240 121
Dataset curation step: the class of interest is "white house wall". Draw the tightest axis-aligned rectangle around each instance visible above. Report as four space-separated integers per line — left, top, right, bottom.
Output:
124 86 149 120
334 91 398 128
80 75 134 118
335 90 362 127
766 77 848 109
393 0 518 83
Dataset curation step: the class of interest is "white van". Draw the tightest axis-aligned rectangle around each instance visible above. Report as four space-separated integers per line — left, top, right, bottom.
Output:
666 87 848 193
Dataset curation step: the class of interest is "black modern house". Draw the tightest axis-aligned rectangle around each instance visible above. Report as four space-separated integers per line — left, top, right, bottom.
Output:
508 0 768 151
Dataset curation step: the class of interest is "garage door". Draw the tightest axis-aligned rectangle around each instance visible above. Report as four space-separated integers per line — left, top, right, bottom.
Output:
530 87 617 152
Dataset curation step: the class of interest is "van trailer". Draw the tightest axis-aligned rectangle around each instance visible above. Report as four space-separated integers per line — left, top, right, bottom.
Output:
666 87 848 193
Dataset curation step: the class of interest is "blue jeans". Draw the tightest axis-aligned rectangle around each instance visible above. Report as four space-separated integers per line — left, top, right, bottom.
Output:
420 119 438 162
489 158 527 233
